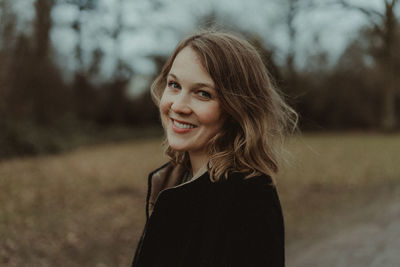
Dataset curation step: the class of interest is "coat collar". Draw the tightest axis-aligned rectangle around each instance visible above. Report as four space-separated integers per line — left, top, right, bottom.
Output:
145 163 275 219
146 162 210 219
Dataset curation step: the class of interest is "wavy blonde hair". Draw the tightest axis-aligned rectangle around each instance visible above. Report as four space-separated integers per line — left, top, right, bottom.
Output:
151 30 298 182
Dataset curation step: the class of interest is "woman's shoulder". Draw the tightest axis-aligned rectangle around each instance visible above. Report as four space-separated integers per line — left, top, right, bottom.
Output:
223 172 282 211
225 171 275 191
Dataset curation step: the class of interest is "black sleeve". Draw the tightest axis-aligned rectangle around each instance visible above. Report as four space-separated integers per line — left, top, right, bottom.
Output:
223 176 285 267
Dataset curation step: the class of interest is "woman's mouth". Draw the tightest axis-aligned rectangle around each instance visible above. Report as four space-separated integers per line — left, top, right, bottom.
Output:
171 119 197 133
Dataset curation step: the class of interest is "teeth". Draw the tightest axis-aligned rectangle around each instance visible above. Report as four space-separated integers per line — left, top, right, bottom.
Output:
173 120 195 129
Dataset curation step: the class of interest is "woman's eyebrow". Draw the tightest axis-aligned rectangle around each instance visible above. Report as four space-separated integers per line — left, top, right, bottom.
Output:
168 73 214 89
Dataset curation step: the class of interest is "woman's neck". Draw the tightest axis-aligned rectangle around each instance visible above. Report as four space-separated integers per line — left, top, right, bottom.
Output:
189 151 208 176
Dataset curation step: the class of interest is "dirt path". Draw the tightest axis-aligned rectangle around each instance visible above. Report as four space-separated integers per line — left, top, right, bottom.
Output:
287 187 400 267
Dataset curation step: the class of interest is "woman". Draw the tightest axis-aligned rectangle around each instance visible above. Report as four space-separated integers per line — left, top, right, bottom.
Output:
132 30 297 267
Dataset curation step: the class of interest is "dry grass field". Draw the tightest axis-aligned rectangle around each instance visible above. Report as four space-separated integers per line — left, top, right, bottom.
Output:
1 133 399 267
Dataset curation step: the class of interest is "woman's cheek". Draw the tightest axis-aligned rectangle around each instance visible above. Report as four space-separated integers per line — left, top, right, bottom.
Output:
159 93 169 114
199 103 223 124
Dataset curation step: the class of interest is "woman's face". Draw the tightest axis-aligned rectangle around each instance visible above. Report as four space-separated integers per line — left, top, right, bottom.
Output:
160 46 225 155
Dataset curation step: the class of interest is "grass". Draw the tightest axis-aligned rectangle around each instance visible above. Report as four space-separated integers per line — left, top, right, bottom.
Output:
0 133 399 266
279 133 400 246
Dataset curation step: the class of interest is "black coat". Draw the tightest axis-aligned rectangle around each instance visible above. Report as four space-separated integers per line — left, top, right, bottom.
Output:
132 163 285 267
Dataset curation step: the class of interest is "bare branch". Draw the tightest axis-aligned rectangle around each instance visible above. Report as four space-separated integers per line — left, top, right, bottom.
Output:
388 0 399 9
338 0 384 20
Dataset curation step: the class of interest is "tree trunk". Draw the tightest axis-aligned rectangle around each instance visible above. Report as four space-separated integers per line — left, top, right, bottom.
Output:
34 0 54 60
382 83 396 131
381 0 398 131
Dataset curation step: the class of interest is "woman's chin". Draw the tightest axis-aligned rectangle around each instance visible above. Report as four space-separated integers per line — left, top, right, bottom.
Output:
167 142 187 152
170 147 187 152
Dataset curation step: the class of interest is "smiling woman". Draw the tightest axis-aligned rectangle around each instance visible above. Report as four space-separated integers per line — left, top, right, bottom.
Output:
160 46 225 172
131 30 298 267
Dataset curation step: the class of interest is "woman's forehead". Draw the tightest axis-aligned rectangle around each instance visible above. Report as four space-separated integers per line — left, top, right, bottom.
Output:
168 47 215 88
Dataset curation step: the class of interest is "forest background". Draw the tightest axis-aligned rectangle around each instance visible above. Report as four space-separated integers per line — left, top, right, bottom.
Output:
1 0 399 158
0 0 399 266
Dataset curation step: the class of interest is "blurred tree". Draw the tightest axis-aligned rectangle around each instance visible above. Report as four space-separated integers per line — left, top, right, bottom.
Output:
128 89 160 125
112 0 133 80
0 0 16 54
325 36 381 128
30 0 70 125
87 47 104 78
247 34 283 86
96 79 130 125
63 0 97 73
34 0 54 59
2 0 69 125
339 0 399 131
285 0 300 79
279 0 318 119
280 0 316 79
0 0 17 117
56 0 100 121
99 0 137 125
0 0 76 158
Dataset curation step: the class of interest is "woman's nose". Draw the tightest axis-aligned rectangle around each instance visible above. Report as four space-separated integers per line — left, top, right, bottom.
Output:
170 92 191 114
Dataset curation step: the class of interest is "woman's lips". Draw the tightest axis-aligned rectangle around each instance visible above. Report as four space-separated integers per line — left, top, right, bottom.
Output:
171 118 197 133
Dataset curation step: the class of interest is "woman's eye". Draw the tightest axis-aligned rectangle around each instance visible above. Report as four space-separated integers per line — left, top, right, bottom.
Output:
198 90 211 99
168 81 180 89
